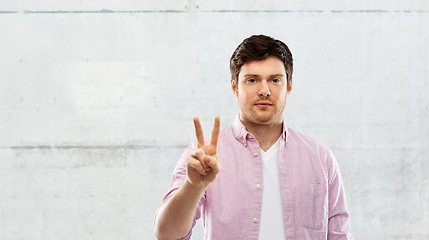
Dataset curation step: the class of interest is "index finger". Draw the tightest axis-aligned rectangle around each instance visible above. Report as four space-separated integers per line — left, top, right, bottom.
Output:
210 116 220 146
193 117 205 147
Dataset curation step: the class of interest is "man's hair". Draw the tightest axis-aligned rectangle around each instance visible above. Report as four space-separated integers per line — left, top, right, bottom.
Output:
230 34 293 87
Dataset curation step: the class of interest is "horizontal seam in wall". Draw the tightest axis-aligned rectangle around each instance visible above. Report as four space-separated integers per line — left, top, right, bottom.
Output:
2 145 188 150
0 9 428 14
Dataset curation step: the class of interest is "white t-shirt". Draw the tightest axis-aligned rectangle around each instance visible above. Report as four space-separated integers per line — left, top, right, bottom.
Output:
258 138 286 240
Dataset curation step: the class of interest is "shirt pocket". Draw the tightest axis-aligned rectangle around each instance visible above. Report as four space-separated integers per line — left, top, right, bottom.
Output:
296 183 328 230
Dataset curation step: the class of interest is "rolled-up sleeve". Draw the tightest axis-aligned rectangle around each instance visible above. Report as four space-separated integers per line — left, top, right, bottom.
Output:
326 150 353 239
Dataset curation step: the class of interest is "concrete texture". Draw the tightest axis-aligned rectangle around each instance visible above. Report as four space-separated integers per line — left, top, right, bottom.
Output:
0 1 428 239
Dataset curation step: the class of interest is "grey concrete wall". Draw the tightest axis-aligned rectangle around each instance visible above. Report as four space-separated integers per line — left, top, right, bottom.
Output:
1 1 428 239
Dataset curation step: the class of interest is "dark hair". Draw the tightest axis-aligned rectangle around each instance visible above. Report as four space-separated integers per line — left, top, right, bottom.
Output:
230 35 293 87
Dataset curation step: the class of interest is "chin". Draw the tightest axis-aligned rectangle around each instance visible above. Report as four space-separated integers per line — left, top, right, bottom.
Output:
241 108 280 125
252 114 276 125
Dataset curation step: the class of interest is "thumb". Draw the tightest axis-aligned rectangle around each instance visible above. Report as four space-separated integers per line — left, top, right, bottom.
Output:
204 155 221 174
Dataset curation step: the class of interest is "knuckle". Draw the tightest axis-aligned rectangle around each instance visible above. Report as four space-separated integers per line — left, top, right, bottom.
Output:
196 149 205 158
191 162 199 169
187 157 197 165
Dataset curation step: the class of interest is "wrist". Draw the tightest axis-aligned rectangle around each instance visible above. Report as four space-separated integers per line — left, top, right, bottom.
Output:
184 177 208 194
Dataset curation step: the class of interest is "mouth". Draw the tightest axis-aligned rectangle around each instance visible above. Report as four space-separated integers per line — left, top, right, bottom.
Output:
254 102 273 108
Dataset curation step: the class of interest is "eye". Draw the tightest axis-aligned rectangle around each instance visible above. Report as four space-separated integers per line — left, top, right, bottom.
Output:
271 78 281 84
247 78 257 83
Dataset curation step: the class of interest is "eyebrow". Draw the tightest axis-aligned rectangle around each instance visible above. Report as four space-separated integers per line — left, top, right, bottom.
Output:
243 74 285 78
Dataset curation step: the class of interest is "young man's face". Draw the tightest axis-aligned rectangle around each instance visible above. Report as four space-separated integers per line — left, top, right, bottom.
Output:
231 56 292 126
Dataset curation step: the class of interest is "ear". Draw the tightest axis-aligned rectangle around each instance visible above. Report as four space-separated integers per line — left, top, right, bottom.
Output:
287 78 293 94
231 79 238 97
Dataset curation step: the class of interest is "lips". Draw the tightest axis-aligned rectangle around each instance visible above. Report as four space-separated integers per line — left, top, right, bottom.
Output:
254 102 273 108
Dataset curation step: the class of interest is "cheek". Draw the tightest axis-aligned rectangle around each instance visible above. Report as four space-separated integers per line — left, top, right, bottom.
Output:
275 89 288 103
238 93 252 108
238 93 246 104
237 87 249 100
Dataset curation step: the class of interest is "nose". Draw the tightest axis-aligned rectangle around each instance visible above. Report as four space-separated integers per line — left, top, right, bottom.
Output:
258 81 271 97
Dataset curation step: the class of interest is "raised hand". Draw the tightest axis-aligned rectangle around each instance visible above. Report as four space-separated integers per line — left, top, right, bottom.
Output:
186 116 221 188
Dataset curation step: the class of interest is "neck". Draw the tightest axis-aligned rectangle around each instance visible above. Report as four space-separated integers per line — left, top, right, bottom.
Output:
241 117 283 151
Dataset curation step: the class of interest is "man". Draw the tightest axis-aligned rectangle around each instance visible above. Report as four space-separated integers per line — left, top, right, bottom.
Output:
154 35 352 239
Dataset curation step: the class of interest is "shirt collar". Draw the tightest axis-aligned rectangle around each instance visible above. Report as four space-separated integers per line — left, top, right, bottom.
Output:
231 114 289 147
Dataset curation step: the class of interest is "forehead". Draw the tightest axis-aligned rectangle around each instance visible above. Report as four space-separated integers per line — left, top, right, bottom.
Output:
239 56 286 77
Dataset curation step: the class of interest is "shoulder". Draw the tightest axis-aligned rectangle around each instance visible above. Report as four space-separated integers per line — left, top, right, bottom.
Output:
220 124 234 134
218 125 235 141
287 128 340 183
286 128 334 159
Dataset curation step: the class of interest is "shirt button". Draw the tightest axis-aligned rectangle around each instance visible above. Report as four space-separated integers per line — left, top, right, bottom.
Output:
253 152 259 157
248 135 253 139
242 139 246 144
253 217 258 223
256 184 261 189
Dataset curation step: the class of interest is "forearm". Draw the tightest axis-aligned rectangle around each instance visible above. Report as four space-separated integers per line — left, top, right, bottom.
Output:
154 180 206 240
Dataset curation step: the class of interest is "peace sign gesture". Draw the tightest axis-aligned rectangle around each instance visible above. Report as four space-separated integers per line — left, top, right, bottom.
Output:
186 116 221 188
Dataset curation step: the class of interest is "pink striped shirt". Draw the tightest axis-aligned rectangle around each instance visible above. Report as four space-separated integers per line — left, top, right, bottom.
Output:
160 116 352 239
